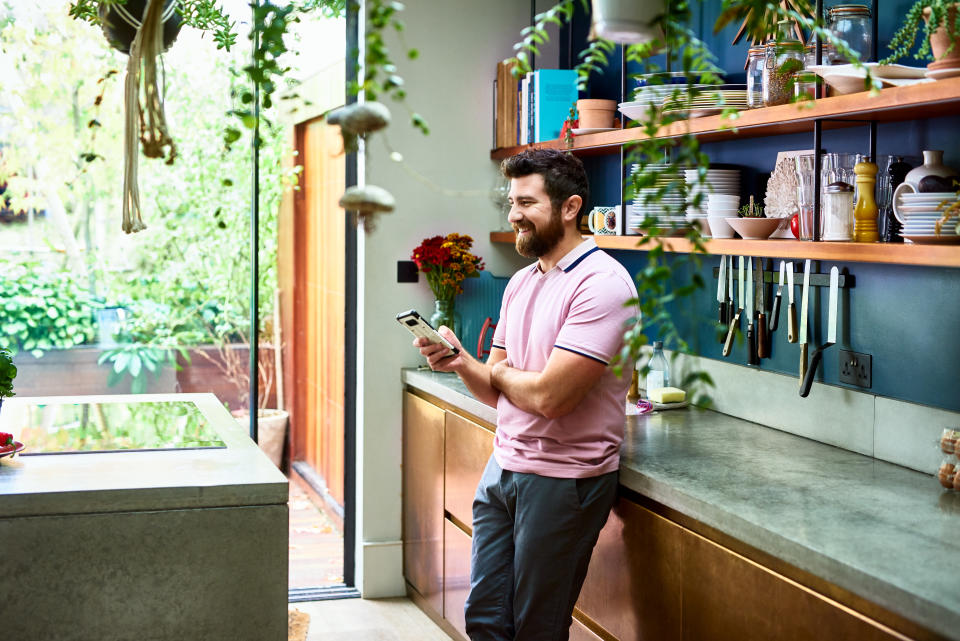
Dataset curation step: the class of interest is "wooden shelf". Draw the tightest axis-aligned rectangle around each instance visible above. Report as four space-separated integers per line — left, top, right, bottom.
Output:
489 231 960 268
490 77 960 159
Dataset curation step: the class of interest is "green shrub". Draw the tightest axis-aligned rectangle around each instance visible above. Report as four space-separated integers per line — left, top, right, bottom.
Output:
0 258 99 357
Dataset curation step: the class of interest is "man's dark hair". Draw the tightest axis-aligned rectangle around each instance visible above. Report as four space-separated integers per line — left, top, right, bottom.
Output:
501 149 589 216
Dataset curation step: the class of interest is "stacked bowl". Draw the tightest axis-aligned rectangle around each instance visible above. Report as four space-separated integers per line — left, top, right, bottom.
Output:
705 194 740 238
893 191 960 244
686 169 741 238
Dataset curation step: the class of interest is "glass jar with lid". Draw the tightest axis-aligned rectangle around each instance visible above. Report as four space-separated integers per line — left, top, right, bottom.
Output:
746 46 765 108
793 71 818 101
804 41 836 67
822 181 855 241
827 4 872 63
763 19 805 107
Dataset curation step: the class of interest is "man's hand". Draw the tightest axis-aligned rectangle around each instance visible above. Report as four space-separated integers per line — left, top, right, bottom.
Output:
414 326 465 372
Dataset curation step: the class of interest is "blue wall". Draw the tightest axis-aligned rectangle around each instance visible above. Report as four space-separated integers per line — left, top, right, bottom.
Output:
473 2 960 413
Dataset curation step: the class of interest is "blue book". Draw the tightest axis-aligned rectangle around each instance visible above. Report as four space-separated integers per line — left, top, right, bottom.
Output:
534 69 578 143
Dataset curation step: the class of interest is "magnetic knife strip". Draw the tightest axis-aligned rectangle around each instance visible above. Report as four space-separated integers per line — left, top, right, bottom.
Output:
711 266 855 289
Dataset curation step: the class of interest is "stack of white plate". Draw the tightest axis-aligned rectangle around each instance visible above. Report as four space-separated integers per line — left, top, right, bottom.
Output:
684 168 741 217
895 191 960 244
621 76 716 121
662 86 749 118
628 163 687 234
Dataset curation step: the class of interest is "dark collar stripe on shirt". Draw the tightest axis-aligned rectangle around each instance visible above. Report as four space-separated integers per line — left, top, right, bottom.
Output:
554 344 608 365
562 246 601 273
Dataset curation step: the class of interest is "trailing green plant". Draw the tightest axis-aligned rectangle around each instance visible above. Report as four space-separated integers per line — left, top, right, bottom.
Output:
68 0 236 50
0 257 99 358
879 0 960 64
0 349 16 401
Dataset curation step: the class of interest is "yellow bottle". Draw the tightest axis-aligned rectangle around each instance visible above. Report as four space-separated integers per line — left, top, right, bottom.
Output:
854 155 879 243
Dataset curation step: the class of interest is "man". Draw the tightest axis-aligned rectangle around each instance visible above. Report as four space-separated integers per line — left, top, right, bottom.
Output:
415 148 638 641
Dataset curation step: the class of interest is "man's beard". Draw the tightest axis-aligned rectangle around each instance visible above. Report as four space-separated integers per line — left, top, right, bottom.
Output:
514 209 564 258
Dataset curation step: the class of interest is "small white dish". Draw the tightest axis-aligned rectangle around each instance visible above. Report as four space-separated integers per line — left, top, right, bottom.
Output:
925 67 960 80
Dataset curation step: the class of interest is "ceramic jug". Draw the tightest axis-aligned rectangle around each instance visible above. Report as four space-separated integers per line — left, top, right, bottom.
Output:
902 150 959 188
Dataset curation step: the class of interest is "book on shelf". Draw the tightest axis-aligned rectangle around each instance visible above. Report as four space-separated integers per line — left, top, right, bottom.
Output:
533 69 578 143
493 64 579 148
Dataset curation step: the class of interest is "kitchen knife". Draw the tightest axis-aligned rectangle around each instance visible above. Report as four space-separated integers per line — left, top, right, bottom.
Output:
747 258 758 365
800 266 839 398
798 259 811 385
757 258 769 359
727 255 735 325
786 262 797 343
717 255 727 333
769 260 784 333
722 256 744 357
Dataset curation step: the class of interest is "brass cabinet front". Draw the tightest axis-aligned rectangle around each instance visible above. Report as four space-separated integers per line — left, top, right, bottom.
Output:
444 518 473 640
444 411 495 529
681 530 914 641
575 497 683 641
402 392 445 616
569 617 605 641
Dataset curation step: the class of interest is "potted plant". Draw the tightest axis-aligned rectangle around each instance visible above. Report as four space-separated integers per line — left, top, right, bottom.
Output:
881 0 960 71
0 348 16 417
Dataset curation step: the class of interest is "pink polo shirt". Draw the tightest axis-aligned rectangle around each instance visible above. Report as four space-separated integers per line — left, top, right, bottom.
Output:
491 238 638 478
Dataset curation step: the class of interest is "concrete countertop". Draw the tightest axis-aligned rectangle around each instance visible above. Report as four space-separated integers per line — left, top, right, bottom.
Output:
0 393 288 518
402 368 960 641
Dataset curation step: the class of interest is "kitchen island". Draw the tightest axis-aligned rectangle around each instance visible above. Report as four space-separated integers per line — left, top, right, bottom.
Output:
402 368 960 641
0 393 288 641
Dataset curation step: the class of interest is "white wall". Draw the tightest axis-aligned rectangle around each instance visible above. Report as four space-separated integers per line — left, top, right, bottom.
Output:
354 0 544 597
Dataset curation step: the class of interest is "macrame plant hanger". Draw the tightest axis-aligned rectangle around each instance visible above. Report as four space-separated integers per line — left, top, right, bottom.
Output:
122 0 177 233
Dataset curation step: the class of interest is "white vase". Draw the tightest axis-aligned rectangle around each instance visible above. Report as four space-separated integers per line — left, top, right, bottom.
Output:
903 150 959 188
591 0 664 44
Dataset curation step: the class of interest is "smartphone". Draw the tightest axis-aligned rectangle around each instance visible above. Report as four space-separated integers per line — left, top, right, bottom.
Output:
396 309 460 358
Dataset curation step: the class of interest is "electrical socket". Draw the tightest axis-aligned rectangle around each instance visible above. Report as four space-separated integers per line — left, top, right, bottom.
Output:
839 350 871 389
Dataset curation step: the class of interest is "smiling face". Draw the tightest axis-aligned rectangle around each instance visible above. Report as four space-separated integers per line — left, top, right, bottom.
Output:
507 174 565 259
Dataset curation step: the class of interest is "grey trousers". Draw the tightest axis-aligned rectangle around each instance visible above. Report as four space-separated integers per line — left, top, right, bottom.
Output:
464 455 619 641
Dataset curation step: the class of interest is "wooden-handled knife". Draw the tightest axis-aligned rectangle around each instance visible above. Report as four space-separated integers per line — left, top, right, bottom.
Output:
798 259 811 386
722 256 744 357
786 262 797 343
800 266 839 397
717 255 727 339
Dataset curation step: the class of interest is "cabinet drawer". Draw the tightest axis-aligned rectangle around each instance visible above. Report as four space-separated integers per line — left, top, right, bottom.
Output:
682 531 913 641
444 518 472 641
575 497 683 641
444 411 495 529
402 392 445 616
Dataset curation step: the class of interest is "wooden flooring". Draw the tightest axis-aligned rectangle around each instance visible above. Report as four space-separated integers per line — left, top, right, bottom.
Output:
289 474 344 588
292 598 455 641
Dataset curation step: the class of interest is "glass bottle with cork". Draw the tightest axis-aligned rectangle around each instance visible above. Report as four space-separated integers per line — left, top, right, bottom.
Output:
645 341 670 394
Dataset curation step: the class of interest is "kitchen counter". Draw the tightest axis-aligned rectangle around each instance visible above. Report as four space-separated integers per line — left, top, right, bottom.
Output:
402 368 960 641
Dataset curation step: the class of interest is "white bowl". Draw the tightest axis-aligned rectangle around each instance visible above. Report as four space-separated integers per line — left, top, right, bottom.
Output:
724 216 782 240
707 216 735 238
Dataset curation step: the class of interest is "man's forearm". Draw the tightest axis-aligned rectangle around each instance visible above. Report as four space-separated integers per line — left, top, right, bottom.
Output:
490 363 545 416
454 353 501 408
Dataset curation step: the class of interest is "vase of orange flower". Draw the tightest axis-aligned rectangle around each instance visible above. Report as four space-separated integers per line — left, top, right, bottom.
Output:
411 233 485 336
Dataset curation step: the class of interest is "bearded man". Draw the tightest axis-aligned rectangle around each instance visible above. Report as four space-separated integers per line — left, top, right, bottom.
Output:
415 148 638 641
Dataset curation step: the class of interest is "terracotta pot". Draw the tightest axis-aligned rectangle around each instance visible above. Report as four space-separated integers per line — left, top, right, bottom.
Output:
233 408 288 468
924 5 960 70
577 99 617 129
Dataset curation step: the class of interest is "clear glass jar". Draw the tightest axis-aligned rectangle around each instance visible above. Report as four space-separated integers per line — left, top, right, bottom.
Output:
827 4 872 63
822 181 854 241
804 41 836 67
746 46 765 108
793 71 817 101
763 19 805 107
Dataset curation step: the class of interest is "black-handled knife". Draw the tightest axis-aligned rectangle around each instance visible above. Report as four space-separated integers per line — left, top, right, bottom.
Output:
770 260 784 333
801 266 839 397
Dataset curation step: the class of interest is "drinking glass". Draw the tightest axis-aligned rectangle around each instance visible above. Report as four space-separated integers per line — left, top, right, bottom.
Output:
795 155 820 240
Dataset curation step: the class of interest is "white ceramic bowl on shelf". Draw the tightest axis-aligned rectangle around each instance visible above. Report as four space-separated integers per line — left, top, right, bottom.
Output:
724 217 782 240
707 216 735 238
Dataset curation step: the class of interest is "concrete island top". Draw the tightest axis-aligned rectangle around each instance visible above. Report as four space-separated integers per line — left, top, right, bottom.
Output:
0 393 288 519
402 368 960 641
